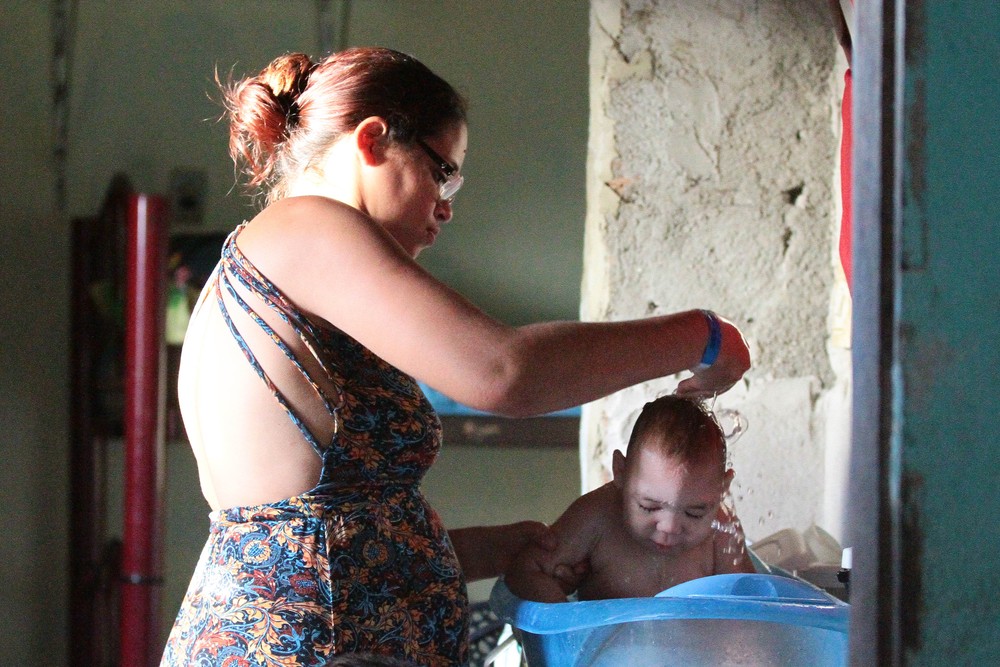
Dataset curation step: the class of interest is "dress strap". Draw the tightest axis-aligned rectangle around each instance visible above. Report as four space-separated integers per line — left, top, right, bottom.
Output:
213 226 344 456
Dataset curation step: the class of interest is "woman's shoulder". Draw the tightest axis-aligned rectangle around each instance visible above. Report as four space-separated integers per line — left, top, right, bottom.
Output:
251 195 371 235
236 195 393 266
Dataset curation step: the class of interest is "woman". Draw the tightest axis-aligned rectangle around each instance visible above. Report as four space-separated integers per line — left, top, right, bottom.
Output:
162 47 750 666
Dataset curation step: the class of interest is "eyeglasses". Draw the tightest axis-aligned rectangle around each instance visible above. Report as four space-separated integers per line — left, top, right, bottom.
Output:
416 139 464 202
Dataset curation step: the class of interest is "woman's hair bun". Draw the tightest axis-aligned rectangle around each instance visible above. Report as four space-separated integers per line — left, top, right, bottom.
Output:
221 53 316 197
260 53 315 106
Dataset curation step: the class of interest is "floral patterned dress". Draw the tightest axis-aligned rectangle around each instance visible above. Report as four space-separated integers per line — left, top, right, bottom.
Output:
161 225 469 666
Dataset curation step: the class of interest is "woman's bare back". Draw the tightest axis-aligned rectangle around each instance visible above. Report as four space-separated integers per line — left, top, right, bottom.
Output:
177 224 341 510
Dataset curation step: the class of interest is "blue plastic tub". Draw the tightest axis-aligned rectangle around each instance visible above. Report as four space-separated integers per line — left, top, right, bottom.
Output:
489 573 849 666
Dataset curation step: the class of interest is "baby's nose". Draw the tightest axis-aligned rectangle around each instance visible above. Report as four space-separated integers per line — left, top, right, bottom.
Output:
656 512 685 535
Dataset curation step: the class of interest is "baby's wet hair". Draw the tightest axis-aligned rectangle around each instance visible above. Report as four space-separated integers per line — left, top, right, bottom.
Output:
626 395 727 473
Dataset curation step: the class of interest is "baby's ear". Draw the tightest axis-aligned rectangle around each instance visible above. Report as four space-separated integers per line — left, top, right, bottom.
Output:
722 467 735 493
611 449 627 488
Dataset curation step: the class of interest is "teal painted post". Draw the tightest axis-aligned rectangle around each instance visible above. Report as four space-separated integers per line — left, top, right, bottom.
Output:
896 2 1000 664
852 1 1000 664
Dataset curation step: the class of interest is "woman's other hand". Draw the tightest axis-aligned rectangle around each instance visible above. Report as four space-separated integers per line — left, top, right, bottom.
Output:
448 520 587 585
501 521 588 593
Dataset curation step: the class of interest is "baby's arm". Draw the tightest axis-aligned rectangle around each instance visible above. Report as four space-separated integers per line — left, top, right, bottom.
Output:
505 490 605 603
713 504 757 574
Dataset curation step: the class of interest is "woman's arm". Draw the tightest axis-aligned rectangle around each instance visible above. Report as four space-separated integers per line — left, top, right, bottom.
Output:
449 522 589 589
448 521 554 583
236 197 751 416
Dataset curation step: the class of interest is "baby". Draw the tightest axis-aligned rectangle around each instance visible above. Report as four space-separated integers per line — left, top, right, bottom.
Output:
506 395 755 602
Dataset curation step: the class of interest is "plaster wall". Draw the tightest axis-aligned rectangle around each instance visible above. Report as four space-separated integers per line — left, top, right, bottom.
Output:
0 3 68 664
582 0 852 543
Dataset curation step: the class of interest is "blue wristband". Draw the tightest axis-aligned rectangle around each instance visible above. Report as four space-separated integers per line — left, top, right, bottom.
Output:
694 310 722 371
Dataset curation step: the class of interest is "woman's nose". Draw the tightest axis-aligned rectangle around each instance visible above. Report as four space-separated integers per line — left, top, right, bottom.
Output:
435 199 453 223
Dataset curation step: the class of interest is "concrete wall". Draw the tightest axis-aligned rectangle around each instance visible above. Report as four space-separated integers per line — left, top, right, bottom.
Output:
581 0 852 544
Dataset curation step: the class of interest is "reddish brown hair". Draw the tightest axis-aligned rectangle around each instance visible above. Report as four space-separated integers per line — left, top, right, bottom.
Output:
220 47 467 203
626 395 727 474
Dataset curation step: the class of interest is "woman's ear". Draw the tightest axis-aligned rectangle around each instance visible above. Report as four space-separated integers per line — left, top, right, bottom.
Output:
354 117 390 166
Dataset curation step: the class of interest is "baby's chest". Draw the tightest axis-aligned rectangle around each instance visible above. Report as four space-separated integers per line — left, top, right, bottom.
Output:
585 540 715 599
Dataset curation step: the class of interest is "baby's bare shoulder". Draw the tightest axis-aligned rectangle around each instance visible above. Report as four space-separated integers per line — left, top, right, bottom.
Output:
561 484 619 533
548 484 621 562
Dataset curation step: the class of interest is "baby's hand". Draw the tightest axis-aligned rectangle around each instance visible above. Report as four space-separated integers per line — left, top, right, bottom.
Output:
552 560 590 595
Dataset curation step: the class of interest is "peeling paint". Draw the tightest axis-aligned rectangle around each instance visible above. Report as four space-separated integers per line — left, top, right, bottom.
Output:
784 183 805 206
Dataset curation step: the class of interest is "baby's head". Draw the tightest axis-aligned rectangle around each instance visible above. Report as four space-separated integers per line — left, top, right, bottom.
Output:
612 395 731 555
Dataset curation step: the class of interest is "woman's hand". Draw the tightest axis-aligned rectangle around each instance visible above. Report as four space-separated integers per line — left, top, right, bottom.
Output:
496 520 556 575
448 521 587 587
675 315 751 398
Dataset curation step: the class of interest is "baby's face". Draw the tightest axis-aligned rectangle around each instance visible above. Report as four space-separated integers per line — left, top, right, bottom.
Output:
618 447 727 556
